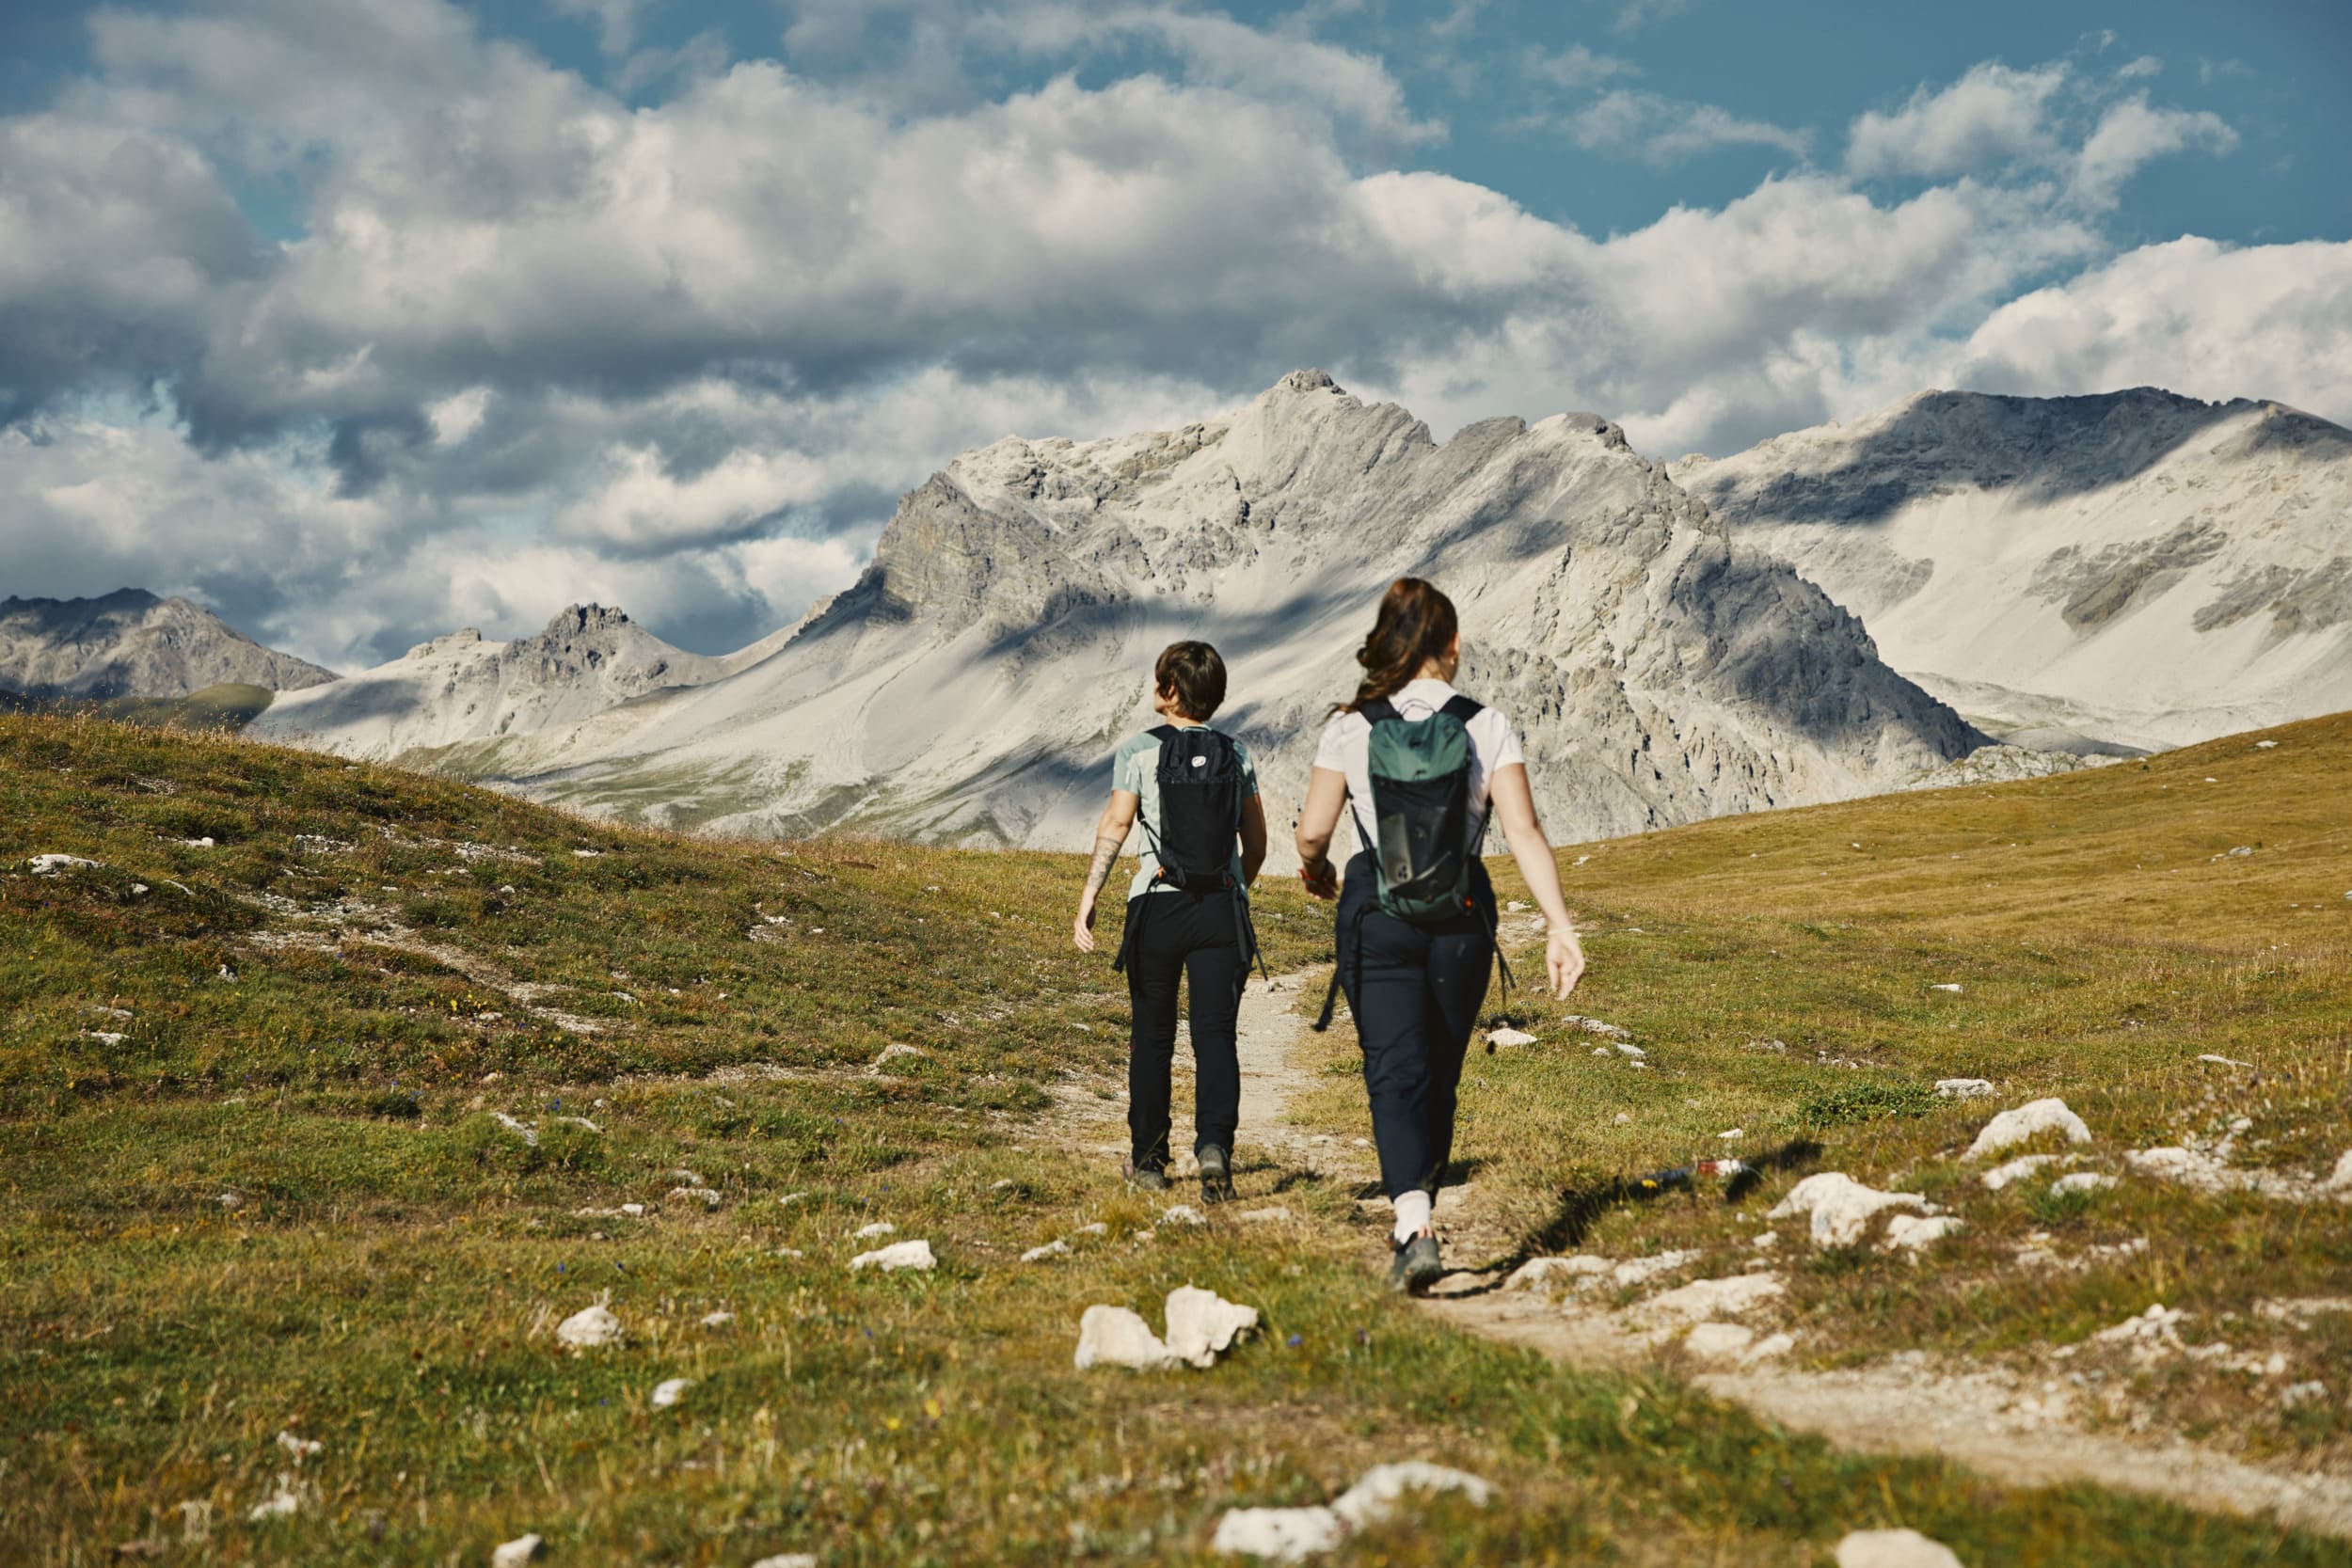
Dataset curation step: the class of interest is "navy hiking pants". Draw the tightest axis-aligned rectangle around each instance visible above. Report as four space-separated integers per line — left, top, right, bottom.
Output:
1121 887 1247 1172
1335 851 1495 1199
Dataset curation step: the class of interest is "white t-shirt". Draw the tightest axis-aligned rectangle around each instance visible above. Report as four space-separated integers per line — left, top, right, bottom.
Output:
1311 678 1526 860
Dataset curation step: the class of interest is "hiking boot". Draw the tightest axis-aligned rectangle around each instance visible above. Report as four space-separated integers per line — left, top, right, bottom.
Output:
1388 1233 1443 1295
1197 1144 1235 1205
1125 1162 1169 1193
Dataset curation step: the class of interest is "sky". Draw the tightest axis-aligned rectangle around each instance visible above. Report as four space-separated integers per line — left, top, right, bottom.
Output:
2 0 2348 670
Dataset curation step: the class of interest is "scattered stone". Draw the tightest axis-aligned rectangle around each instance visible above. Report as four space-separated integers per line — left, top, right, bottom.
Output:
850 1240 936 1273
870 1042 926 1070
1611 1249 1701 1287
1744 1331 1797 1362
1930 983 1963 993
1612 1112 1631 1125
1642 1274 1783 1322
668 1186 723 1209
650 1377 692 1409
549 1115 600 1134
1835 1528 1965 1568
2280 1381 2329 1409
217 964 237 983
1613 1042 1645 1059
84 1031 127 1046
1328 1462 1494 1529
1718 1128 1743 1141
555 1301 624 1349
1882 1214 1964 1253
1236 1207 1292 1224
1161 1204 1208 1226
1505 899 1530 911
851 1221 897 1240
699 1310 736 1329
2256 739 2280 750
1749 1037 1789 1053
1165 1286 1261 1368
1565 1014 1631 1039
2050 1172 2116 1196
1934 1078 1994 1099
2329 1150 2352 1192
1074 1305 1180 1371
1682 1322 1758 1363
30 854 101 876
246 1477 309 1521
748 1556 818 1568
1073 1222 1109 1237
1505 1256 1613 1291
2090 1303 2190 1359
1963 1098 2091 1159
1979 1153 2065 1191
1769 1173 1931 1247
1021 1240 1071 1263
276 1431 324 1463
490 1112 538 1147
1485 1027 1537 1049
491 1535 547 1567
1751 1231 1778 1250
2196 1053 2252 1069
1210 1506 1344 1561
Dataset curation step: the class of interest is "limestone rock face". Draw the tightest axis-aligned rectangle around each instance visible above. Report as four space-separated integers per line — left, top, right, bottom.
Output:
480 372 1981 856
1675 388 2352 753
0 588 336 699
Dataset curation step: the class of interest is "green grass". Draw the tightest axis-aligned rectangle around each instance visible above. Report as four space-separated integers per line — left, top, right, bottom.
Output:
2 708 2346 1564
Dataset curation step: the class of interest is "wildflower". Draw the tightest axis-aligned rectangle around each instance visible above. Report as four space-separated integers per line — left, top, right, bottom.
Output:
1286 1334 1302 1348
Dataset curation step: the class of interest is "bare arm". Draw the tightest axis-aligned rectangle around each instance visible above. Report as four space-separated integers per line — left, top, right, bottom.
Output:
1238 793 1268 888
1073 789 1140 954
1487 762 1585 997
1295 766 1348 900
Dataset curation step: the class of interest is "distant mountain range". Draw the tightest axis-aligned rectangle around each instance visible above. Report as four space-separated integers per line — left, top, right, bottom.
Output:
0 589 336 705
253 371 1982 853
1675 388 2352 753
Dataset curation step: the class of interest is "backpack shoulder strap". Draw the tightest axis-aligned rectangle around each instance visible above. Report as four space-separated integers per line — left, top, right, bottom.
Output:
1358 698 1399 726
1438 694 1484 722
1147 724 1180 744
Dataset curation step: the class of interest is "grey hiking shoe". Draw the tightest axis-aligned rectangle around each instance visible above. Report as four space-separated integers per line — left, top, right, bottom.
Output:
1125 1163 1169 1193
1389 1233 1442 1294
1197 1144 1235 1205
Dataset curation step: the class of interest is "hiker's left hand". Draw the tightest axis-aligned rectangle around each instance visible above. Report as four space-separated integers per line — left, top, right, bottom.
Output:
1073 901 1098 954
1547 925 1585 997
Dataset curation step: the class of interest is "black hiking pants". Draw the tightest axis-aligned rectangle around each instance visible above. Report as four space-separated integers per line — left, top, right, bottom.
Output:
1121 887 1247 1172
1335 851 1495 1200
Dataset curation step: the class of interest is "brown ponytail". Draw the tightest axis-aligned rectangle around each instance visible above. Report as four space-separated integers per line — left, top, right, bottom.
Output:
1334 578 1458 714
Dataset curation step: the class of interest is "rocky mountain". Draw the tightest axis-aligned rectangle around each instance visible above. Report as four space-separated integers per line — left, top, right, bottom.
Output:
1673 388 2352 753
0 588 337 700
407 371 1982 854
247 604 774 768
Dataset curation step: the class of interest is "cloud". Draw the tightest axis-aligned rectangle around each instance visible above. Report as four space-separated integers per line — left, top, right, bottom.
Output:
1608 0 1701 34
1524 43 1637 91
1846 61 2068 180
2072 96 2236 209
2116 55 2163 81
550 0 651 58
1568 89 1809 164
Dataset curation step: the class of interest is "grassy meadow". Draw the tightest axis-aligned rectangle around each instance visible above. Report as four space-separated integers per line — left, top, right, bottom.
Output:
2 707 2347 1564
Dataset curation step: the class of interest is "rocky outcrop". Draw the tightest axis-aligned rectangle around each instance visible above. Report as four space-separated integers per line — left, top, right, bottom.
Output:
475 371 1982 853
1674 389 2352 752
0 588 336 699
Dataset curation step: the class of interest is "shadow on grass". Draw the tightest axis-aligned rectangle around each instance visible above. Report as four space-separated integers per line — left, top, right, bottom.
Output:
1493 1137 1827 1275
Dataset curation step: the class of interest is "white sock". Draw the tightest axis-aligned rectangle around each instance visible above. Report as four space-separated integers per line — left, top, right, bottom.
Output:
1391 1189 1432 1246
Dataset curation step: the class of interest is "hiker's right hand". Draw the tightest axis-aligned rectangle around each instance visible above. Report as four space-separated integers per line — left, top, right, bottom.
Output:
1073 901 1098 953
1299 859 1338 901
1547 924 1585 997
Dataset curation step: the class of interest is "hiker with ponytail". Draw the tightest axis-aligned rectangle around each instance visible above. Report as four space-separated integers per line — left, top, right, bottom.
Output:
1295 578 1585 1291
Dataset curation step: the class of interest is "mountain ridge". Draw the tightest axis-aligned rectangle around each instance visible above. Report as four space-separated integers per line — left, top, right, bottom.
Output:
0 588 338 701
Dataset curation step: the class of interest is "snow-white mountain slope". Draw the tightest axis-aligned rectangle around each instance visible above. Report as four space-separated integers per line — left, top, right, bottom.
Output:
0 589 337 699
407 371 1981 854
1673 389 2352 753
249 604 759 767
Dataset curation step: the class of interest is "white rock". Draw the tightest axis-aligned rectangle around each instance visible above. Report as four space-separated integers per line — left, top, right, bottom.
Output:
1236 1207 1291 1223
84 1031 126 1046
1073 1221 1109 1237
1835 1528 1965 1568
1613 1042 1645 1058
668 1186 723 1208
1485 1027 1537 1048
30 854 101 876
1930 983 1963 993
491 1534 546 1567
2050 1172 2116 1196
1165 1286 1260 1368
1021 1240 1071 1262
849 1240 935 1273
1161 1204 1208 1226
660 1167 704 1184
555 1302 624 1348
1642 1274 1783 1322
2256 739 2280 749
650 1377 692 1408
870 1042 926 1069
549 1115 601 1133
246 1477 308 1521
1611 1249 1701 1287
1074 1305 1180 1370
1565 1015 1630 1039
748 1556 818 1568
1882 1214 1964 1252
1963 1098 2091 1159
850 1221 897 1240
699 1310 735 1328
2279 1380 2328 1409
1742 1331 1797 1363
1505 1256 1613 1291
490 1111 538 1148
1751 1231 1778 1250
1768 1173 1930 1247
2328 1150 2352 1192
1979 1153 2064 1192
1613 1112 1631 1125
275 1431 324 1463
1718 1128 1743 1141
1682 1322 1757 1362
1329 1461 1495 1529
1934 1078 1994 1099
2196 1053 2252 1069
1210 1506 1345 1560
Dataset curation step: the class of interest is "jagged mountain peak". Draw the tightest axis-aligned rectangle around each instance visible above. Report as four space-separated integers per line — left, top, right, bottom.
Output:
0 589 335 700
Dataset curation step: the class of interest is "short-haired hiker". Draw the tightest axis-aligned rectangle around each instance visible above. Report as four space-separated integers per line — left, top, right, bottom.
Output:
1295 578 1586 1291
1074 641 1270 1204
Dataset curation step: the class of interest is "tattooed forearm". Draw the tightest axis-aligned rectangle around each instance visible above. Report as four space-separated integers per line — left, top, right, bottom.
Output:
1080 833 1125 901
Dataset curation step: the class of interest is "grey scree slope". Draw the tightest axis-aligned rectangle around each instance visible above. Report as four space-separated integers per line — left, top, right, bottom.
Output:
0 588 339 701
303 369 1978 860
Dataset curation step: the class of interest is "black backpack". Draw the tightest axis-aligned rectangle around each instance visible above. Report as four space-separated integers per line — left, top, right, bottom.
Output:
1138 725 1245 892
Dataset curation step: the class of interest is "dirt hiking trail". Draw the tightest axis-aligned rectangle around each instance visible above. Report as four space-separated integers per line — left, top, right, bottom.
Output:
1050 968 2352 1542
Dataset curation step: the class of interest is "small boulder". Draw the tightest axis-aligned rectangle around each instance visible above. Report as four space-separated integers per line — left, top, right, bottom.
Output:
1934 1079 1994 1100
748 1556 818 1568
1963 1098 2090 1160
668 1186 723 1209
849 1240 935 1273
1074 1305 1179 1371
1882 1214 1964 1252
650 1377 691 1409
2328 1150 2352 1192
1161 1204 1208 1227
699 1310 736 1329
1329 1461 1494 1529
1769 1173 1930 1247
30 854 101 876
1642 1274 1783 1323
1485 1027 1537 1049
2049 1172 2115 1196
1504 1256 1612 1291
850 1221 897 1240
555 1302 623 1349
1209 1506 1344 1561
1165 1286 1259 1368
1835 1528 1965 1568
1020 1240 1071 1263
490 1535 547 1567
